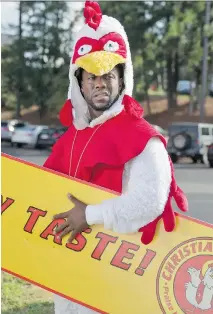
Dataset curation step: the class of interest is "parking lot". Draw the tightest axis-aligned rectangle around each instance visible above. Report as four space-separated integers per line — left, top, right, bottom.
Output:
2 142 213 225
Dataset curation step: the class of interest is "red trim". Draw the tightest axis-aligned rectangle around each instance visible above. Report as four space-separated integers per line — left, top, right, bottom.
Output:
2 152 212 229
176 212 213 229
1 268 108 314
1 152 120 196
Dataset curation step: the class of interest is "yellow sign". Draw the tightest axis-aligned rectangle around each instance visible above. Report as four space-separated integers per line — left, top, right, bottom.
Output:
1 153 213 314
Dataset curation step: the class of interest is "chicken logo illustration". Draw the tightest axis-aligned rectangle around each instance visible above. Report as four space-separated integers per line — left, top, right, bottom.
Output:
185 264 213 311
157 237 213 314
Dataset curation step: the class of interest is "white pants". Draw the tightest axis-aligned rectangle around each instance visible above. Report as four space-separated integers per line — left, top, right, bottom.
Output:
54 294 99 314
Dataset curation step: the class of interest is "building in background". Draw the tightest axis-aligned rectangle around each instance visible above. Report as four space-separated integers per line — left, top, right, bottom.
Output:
1 33 15 47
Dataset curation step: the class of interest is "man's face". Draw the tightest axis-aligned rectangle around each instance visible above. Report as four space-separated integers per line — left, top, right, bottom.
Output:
80 66 123 112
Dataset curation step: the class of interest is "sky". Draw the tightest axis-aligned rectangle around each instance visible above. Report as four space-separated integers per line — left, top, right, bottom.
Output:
1 1 84 34
1 2 19 31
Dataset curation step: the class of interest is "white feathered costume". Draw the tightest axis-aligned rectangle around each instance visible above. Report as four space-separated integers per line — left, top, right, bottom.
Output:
43 2 188 313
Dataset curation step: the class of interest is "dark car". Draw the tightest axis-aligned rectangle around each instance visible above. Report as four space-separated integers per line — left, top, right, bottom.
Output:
207 143 213 168
36 127 67 149
51 127 68 142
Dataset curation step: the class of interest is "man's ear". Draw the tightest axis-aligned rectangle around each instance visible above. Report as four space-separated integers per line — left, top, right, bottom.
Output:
119 78 124 93
81 84 84 94
80 84 85 98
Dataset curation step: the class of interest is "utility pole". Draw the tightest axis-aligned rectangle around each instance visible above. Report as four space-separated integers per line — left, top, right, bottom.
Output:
200 0 211 122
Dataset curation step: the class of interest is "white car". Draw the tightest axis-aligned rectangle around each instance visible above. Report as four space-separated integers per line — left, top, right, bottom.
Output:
11 125 49 148
1 121 11 141
1 120 28 142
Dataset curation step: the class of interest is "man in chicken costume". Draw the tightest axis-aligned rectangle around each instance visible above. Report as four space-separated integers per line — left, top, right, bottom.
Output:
43 1 188 313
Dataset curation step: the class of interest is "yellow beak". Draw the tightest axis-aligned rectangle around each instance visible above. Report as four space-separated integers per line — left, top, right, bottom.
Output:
75 51 125 76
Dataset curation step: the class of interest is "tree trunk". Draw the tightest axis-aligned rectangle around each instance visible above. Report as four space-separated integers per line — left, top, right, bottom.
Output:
39 100 48 121
16 1 24 118
166 54 176 109
39 4 47 119
145 88 151 115
174 51 179 88
141 48 151 115
159 63 166 91
194 68 201 110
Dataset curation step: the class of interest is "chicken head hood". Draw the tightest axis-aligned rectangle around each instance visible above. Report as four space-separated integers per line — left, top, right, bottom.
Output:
60 1 134 129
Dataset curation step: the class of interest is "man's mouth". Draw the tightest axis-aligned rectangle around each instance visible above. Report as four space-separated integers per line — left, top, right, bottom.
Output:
94 91 109 98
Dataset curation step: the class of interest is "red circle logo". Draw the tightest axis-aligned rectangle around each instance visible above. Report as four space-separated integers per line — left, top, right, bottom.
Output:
156 237 213 314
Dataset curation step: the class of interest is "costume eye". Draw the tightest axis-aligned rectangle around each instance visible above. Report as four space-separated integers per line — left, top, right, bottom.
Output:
78 44 92 56
104 40 119 52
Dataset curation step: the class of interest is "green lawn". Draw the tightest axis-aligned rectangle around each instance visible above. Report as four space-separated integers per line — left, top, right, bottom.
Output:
1 272 54 314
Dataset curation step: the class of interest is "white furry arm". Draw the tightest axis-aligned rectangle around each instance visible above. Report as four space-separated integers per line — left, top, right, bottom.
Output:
85 137 171 233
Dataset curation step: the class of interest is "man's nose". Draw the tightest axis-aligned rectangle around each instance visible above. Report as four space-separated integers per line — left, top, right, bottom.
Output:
95 76 106 89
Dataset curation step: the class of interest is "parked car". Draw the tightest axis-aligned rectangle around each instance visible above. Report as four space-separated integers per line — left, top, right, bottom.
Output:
1 120 28 142
151 124 168 142
36 128 57 149
176 80 192 95
11 125 49 148
36 127 67 149
51 127 68 142
207 143 213 168
1 121 11 141
8 119 28 132
167 122 213 163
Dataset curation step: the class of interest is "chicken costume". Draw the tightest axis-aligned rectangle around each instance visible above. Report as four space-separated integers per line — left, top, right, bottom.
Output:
43 2 188 313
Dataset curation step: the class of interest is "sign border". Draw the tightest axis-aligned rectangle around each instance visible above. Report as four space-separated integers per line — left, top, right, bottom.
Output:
2 152 213 314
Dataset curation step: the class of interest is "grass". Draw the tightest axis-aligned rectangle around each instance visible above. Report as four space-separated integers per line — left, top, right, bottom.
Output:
1 272 54 314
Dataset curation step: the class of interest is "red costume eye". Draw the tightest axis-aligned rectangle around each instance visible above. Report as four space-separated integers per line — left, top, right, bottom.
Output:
78 44 92 56
72 37 98 63
100 33 127 59
104 40 119 52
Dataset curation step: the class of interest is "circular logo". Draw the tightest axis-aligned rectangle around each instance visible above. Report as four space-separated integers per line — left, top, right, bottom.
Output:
156 237 213 314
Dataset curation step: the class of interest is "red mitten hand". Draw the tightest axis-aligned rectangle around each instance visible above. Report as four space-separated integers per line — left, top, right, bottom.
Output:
162 196 176 232
173 186 188 212
139 202 178 245
169 155 188 213
139 156 188 245
139 216 161 245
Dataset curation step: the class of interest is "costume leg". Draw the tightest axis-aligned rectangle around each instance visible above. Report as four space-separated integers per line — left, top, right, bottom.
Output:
54 294 100 314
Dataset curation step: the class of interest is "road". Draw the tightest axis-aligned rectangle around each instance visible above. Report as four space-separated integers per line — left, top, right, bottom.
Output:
2 143 213 225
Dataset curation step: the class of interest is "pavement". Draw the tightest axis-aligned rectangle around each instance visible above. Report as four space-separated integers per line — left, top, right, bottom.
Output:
2 142 213 225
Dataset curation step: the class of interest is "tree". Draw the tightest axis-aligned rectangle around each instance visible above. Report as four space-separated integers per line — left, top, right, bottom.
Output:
99 1 213 111
1 1 80 119
22 1 71 117
2 1 212 119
